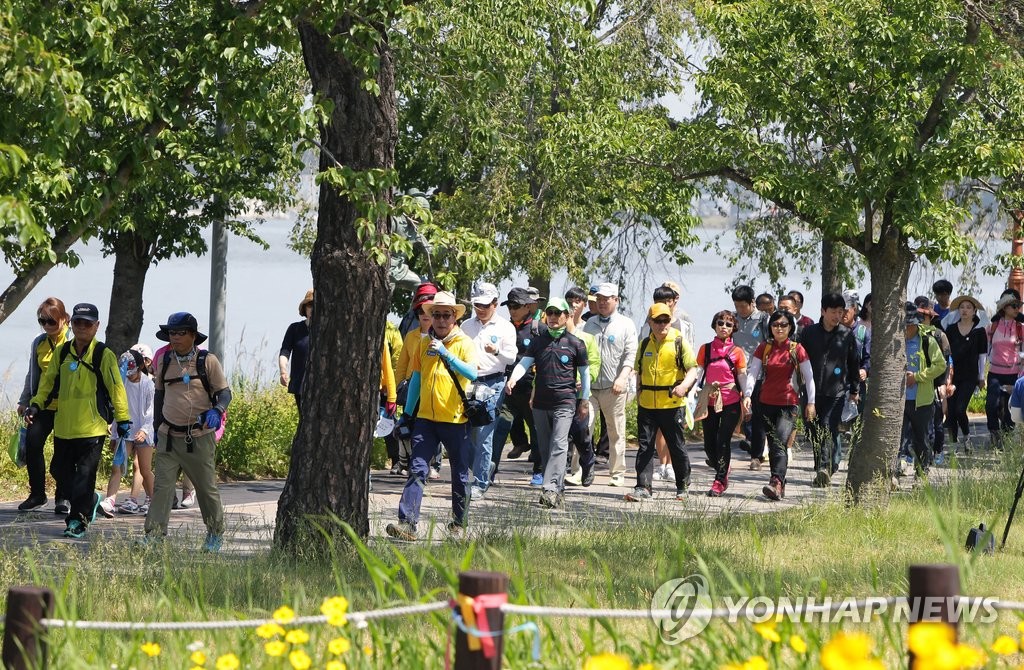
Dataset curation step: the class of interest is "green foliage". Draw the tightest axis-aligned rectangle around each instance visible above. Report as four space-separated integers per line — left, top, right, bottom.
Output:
216 382 296 479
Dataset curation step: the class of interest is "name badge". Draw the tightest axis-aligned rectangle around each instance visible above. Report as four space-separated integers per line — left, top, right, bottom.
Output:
644 351 653 357
560 355 569 363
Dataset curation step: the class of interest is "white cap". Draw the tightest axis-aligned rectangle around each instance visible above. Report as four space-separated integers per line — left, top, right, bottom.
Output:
596 282 619 297
131 343 153 360
470 282 499 305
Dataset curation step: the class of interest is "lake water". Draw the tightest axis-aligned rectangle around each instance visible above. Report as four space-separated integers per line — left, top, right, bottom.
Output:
0 219 1013 408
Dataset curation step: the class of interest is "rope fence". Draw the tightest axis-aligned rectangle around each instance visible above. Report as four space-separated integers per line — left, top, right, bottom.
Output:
3 566 1024 669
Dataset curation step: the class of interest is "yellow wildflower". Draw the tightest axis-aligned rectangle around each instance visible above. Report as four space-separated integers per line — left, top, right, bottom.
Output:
256 622 285 639
583 652 631 670
273 605 296 624
753 621 781 643
190 650 207 665
190 667 204 670
265 640 287 657
285 629 310 645
362 644 373 656
140 642 161 657
215 653 240 670
721 657 768 670
908 622 956 657
637 664 656 670
1018 620 1024 634
992 635 1020 656
955 644 988 668
326 662 347 670
321 596 350 626
821 632 883 670
288 648 312 670
789 635 807 654
329 637 352 655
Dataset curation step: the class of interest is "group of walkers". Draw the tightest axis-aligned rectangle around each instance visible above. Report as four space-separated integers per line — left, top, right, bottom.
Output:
16 298 231 551
363 277 1018 540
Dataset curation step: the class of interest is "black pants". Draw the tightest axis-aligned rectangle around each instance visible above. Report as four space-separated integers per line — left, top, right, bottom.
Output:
595 411 609 458
986 372 1016 434
930 396 945 454
568 411 595 478
761 404 797 483
902 399 934 472
703 403 741 483
808 395 844 474
636 406 690 490
53 436 105 526
491 391 540 478
25 409 67 500
742 380 767 457
945 377 975 440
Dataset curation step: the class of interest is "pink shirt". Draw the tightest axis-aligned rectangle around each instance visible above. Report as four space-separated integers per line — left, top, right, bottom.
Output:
697 338 747 406
988 319 1022 376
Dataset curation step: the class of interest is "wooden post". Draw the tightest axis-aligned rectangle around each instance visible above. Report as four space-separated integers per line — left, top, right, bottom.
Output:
2 586 54 670
454 571 508 670
907 565 960 668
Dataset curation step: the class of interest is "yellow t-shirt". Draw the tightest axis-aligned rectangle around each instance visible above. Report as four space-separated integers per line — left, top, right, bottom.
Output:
409 328 477 423
635 328 697 410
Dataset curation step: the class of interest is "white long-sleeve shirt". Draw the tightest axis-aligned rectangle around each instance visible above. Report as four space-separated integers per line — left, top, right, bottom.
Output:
460 314 518 377
124 374 155 445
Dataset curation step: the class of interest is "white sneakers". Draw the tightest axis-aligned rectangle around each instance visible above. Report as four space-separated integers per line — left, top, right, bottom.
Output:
180 490 197 508
652 464 675 482
608 474 626 487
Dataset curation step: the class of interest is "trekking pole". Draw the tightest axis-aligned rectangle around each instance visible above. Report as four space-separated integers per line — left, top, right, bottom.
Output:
1000 457 1024 549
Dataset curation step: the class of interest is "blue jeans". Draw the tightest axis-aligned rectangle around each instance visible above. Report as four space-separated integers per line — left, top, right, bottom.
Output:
470 377 505 491
398 419 473 528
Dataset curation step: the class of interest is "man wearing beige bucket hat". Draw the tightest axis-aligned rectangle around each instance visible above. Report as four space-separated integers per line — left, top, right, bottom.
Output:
387 292 479 540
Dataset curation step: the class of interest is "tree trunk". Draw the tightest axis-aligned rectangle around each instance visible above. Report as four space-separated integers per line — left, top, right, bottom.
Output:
105 230 154 354
527 274 551 304
846 224 912 499
821 239 842 294
274 18 395 550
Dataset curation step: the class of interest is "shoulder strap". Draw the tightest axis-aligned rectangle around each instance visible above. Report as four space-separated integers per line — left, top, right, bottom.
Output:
675 335 684 370
43 341 75 407
196 350 213 401
438 352 471 404
639 335 651 360
90 342 112 415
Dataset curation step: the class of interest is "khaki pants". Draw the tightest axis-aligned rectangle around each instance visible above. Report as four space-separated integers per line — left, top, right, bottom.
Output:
144 431 224 536
590 388 627 477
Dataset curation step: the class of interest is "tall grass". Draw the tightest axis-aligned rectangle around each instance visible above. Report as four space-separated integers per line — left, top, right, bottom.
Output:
1 441 1023 668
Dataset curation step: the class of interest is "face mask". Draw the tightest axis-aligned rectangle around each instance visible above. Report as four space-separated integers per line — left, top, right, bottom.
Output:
548 327 566 338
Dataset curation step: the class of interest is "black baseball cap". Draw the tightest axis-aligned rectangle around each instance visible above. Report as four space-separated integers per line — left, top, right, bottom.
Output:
71 303 100 322
501 287 532 306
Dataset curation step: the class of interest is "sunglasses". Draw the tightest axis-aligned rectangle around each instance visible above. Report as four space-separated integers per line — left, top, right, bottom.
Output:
544 308 565 317
771 322 790 329
652 318 671 325
506 302 524 310
37 317 58 327
168 329 192 337
432 312 456 320
71 318 95 327
1009 302 1022 309
715 320 735 328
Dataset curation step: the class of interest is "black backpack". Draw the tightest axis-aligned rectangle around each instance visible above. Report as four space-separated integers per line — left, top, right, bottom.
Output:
45 341 114 423
159 348 216 407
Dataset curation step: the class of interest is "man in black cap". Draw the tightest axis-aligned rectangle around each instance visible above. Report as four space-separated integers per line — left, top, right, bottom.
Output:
491 287 544 484
142 312 233 552
26 303 130 539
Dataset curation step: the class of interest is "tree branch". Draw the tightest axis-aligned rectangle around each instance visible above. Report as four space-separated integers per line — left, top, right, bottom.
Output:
915 15 981 150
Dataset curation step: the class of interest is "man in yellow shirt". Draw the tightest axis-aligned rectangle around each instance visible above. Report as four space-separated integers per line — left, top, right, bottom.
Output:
387 292 478 540
625 304 698 501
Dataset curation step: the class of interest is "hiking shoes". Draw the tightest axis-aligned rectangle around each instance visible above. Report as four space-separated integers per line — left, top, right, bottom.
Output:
445 521 465 537
530 473 544 487
90 491 103 523
749 457 763 471
538 491 563 509
608 474 626 487
180 490 197 508
385 522 417 541
117 498 141 514
581 470 595 487
675 488 689 500
506 444 528 459
812 469 831 488
202 532 223 553
17 494 47 512
564 471 583 486
763 477 785 501
54 499 70 515
99 496 116 518
624 487 651 502
63 520 86 539
707 480 727 497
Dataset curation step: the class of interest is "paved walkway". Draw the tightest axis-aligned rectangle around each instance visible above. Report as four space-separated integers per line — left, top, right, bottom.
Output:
1 429 993 553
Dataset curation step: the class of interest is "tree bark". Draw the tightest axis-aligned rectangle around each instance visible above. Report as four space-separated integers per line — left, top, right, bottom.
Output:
527 274 551 304
274 17 395 549
846 223 913 499
105 230 154 354
821 239 842 294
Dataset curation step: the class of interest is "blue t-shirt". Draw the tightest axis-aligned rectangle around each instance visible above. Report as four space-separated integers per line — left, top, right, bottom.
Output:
1010 377 1024 420
906 336 920 402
